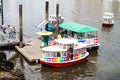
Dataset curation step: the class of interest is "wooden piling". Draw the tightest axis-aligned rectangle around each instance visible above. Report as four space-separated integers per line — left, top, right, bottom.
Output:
56 3 59 37
45 1 49 31
19 4 23 48
1 0 4 25
44 1 49 46
45 1 49 21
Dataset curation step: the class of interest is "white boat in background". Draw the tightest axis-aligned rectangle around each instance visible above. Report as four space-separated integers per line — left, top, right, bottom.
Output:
102 12 114 27
49 14 64 24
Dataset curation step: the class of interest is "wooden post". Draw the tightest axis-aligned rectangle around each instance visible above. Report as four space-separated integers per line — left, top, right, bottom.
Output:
56 3 59 37
45 1 49 31
44 1 49 46
19 5 23 48
1 0 4 25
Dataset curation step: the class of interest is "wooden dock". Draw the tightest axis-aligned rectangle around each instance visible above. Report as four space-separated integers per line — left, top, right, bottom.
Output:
15 38 42 63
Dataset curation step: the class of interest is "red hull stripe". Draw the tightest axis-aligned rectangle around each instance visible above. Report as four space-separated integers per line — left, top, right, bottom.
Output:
102 23 113 27
40 56 88 67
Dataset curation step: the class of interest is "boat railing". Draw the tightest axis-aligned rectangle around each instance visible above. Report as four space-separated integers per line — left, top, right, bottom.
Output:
43 53 86 63
42 46 86 58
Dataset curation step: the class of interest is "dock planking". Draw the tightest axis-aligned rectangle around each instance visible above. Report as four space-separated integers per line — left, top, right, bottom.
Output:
15 38 42 62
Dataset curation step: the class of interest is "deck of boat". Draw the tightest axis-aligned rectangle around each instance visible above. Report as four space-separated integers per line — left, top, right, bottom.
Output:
15 38 42 62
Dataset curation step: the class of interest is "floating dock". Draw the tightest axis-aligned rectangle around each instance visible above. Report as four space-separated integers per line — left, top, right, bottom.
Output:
15 38 42 62
0 30 42 62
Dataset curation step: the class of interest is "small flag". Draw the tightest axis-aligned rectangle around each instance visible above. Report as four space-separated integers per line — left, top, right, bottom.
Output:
34 19 48 29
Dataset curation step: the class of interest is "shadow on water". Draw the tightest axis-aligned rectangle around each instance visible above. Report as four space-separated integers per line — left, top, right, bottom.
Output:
0 45 15 51
0 36 17 51
101 26 113 32
0 51 6 60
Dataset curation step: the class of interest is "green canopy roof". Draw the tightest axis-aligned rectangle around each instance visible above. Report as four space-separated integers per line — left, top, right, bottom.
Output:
59 22 99 33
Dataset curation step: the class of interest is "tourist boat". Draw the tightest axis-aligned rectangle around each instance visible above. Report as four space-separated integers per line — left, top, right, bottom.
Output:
59 22 100 50
40 38 89 67
49 14 64 25
102 12 114 27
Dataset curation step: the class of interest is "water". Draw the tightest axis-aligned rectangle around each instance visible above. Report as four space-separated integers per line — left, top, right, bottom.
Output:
1 0 120 80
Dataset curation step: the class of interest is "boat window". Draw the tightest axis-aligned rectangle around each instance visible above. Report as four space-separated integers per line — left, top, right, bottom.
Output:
58 43 62 48
43 51 46 57
87 32 95 38
74 49 79 54
60 52 67 57
86 32 97 38
67 31 71 37
50 52 52 57
74 50 76 54
75 49 84 54
45 52 50 57
63 44 67 49
43 52 46 57
56 43 59 46
76 50 79 54
67 31 74 37
77 49 81 53
76 33 85 39
74 33 77 38
53 52 57 57
66 45 69 49
63 52 67 57
81 48 86 53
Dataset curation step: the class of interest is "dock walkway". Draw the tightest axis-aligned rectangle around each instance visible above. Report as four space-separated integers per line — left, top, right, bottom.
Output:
15 38 42 62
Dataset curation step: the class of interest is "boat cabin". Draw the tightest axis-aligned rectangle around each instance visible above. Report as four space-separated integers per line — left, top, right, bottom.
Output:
41 38 87 63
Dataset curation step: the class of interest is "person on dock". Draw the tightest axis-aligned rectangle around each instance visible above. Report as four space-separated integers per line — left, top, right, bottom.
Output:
1 24 6 34
12 27 16 38
7 25 13 38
